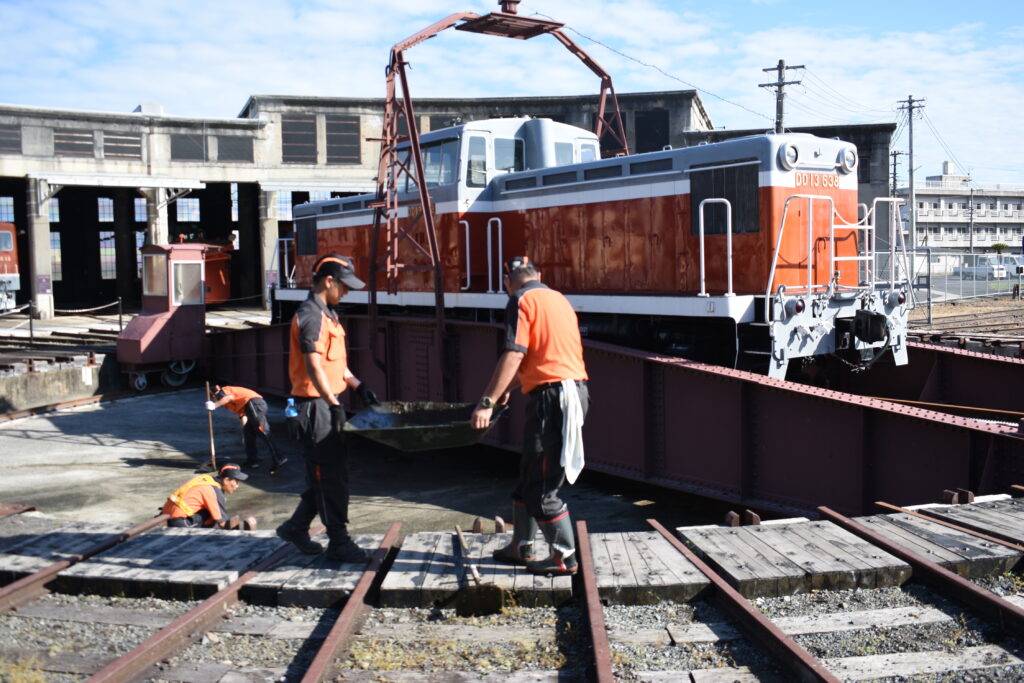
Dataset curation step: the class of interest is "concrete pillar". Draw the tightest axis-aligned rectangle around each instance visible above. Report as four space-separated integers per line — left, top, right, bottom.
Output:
25 178 54 318
256 187 279 308
113 189 138 305
142 188 169 246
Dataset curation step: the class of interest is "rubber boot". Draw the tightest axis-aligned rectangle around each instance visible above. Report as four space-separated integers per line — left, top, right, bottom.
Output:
527 510 577 576
493 502 538 565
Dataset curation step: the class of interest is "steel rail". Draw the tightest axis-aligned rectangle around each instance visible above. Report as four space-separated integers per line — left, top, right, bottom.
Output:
1012 485 1024 495
647 518 839 683
0 514 169 614
819 506 1024 633
874 501 1024 553
575 520 614 683
86 525 327 683
0 388 180 425
300 522 401 682
912 504 1024 549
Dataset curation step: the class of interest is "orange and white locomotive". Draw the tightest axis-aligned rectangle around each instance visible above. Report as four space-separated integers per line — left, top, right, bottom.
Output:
282 117 910 379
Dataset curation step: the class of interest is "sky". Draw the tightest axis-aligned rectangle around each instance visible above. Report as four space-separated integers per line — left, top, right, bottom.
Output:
1 0 1022 186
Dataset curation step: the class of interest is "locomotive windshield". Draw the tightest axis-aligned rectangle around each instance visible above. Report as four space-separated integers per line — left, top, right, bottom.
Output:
142 254 167 296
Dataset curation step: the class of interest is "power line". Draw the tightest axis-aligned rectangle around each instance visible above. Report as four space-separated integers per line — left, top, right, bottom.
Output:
801 68 894 116
528 12 775 124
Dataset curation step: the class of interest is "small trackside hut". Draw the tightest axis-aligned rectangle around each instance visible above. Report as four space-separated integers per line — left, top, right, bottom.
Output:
279 116 911 380
116 242 205 390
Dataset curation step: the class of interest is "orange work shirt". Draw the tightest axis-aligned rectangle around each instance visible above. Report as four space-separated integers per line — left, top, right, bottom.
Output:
220 385 261 418
504 280 588 394
160 474 227 524
289 291 349 397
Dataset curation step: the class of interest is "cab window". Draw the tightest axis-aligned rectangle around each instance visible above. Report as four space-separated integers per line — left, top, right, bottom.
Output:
494 138 524 172
142 254 167 296
0 231 12 251
580 143 598 162
466 136 487 187
420 138 459 187
555 142 574 166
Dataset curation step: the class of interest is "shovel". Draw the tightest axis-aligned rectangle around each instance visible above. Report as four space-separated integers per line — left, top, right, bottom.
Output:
453 525 508 617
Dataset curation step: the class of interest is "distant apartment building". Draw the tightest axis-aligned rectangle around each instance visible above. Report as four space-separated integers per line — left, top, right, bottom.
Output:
898 162 1024 253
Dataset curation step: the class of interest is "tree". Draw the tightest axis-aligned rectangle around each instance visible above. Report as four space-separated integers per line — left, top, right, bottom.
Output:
993 242 1009 254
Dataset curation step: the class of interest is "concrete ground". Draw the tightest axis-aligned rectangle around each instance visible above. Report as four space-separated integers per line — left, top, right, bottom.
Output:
0 388 737 535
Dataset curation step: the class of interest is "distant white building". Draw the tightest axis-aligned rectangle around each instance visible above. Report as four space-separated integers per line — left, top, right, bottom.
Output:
898 162 1024 253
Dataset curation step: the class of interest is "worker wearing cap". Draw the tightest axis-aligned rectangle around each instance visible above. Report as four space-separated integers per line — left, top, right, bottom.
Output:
471 256 589 576
275 254 379 563
206 385 287 474
162 464 254 529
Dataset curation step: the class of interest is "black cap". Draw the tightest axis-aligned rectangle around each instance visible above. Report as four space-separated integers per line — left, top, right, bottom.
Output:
219 464 248 481
313 254 366 290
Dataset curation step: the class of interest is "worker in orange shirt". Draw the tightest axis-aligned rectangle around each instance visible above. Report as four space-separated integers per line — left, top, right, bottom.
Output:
275 254 379 563
161 464 255 529
471 257 589 576
206 385 286 474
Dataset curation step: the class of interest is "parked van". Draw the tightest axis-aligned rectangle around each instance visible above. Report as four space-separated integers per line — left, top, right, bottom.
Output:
955 254 1008 280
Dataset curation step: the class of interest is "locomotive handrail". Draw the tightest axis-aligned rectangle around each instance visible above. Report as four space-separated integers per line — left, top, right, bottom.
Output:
460 220 471 291
765 194 836 322
697 198 734 297
486 217 503 293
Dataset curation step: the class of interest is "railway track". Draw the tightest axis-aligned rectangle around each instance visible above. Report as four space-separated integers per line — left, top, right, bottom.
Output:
1 497 1023 681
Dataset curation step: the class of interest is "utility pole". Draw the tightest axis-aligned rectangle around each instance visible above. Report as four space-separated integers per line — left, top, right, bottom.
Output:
898 95 925 281
760 59 804 133
890 150 906 197
969 186 975 254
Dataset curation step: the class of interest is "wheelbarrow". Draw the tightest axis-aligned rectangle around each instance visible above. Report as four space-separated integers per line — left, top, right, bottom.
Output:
343 401 507 452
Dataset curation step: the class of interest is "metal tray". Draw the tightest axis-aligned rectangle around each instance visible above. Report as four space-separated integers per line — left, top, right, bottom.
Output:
343 401 507 452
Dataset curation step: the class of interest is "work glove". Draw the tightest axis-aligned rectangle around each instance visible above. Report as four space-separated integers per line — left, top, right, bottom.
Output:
205 400 216 411
329 402 347 433
356 384 380 406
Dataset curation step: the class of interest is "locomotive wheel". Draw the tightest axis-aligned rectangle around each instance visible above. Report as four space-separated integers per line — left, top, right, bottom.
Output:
161 369 189 387
168 359 197 375
130 373 148 392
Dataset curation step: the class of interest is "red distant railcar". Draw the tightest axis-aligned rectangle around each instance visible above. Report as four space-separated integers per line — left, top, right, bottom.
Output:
0 222 19 312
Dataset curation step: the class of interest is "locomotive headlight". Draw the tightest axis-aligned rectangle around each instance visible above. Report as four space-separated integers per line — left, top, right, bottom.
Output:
778 143 800 171
887 290 906 307
785 298 806 317
837 147 858 175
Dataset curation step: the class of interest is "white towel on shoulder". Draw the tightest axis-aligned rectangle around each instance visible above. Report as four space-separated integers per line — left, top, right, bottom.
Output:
560 379 585 485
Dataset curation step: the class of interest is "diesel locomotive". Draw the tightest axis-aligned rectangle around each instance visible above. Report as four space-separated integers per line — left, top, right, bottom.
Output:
277 117 910 379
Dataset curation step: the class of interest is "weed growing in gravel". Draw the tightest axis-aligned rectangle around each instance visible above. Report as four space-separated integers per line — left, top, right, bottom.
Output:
942 614 970 650
0 655 47 683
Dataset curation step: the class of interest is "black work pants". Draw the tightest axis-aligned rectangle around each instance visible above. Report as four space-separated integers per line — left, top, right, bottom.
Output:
512 381 589 521
242 398 278 463
167 509 213 528
284 396 350 543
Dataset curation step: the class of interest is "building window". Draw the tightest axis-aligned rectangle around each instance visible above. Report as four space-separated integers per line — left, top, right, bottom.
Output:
690 162 760 235
98 231 116 279
134 197 147 222
96 198 114 222
49 198 60 223
50 232 62 281
218 136 253 162
103 132 142 159
277 192 293 220
0 197 12 221
171 134 206 161
54 129 94 157
326 115 360 165
176 197 200 222
0 124 20 154
281 113 317 164
231 184 238 222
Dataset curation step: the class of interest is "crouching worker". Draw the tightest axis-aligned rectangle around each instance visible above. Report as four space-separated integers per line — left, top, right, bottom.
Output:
471 256 589 576
161 464 256 530
206 384 287 474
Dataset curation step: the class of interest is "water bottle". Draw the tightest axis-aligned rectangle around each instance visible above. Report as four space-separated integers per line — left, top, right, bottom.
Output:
284 397 298 418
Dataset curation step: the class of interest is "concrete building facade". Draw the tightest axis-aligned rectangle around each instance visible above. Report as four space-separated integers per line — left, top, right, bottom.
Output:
897 162 1024 253
0 90 711 316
